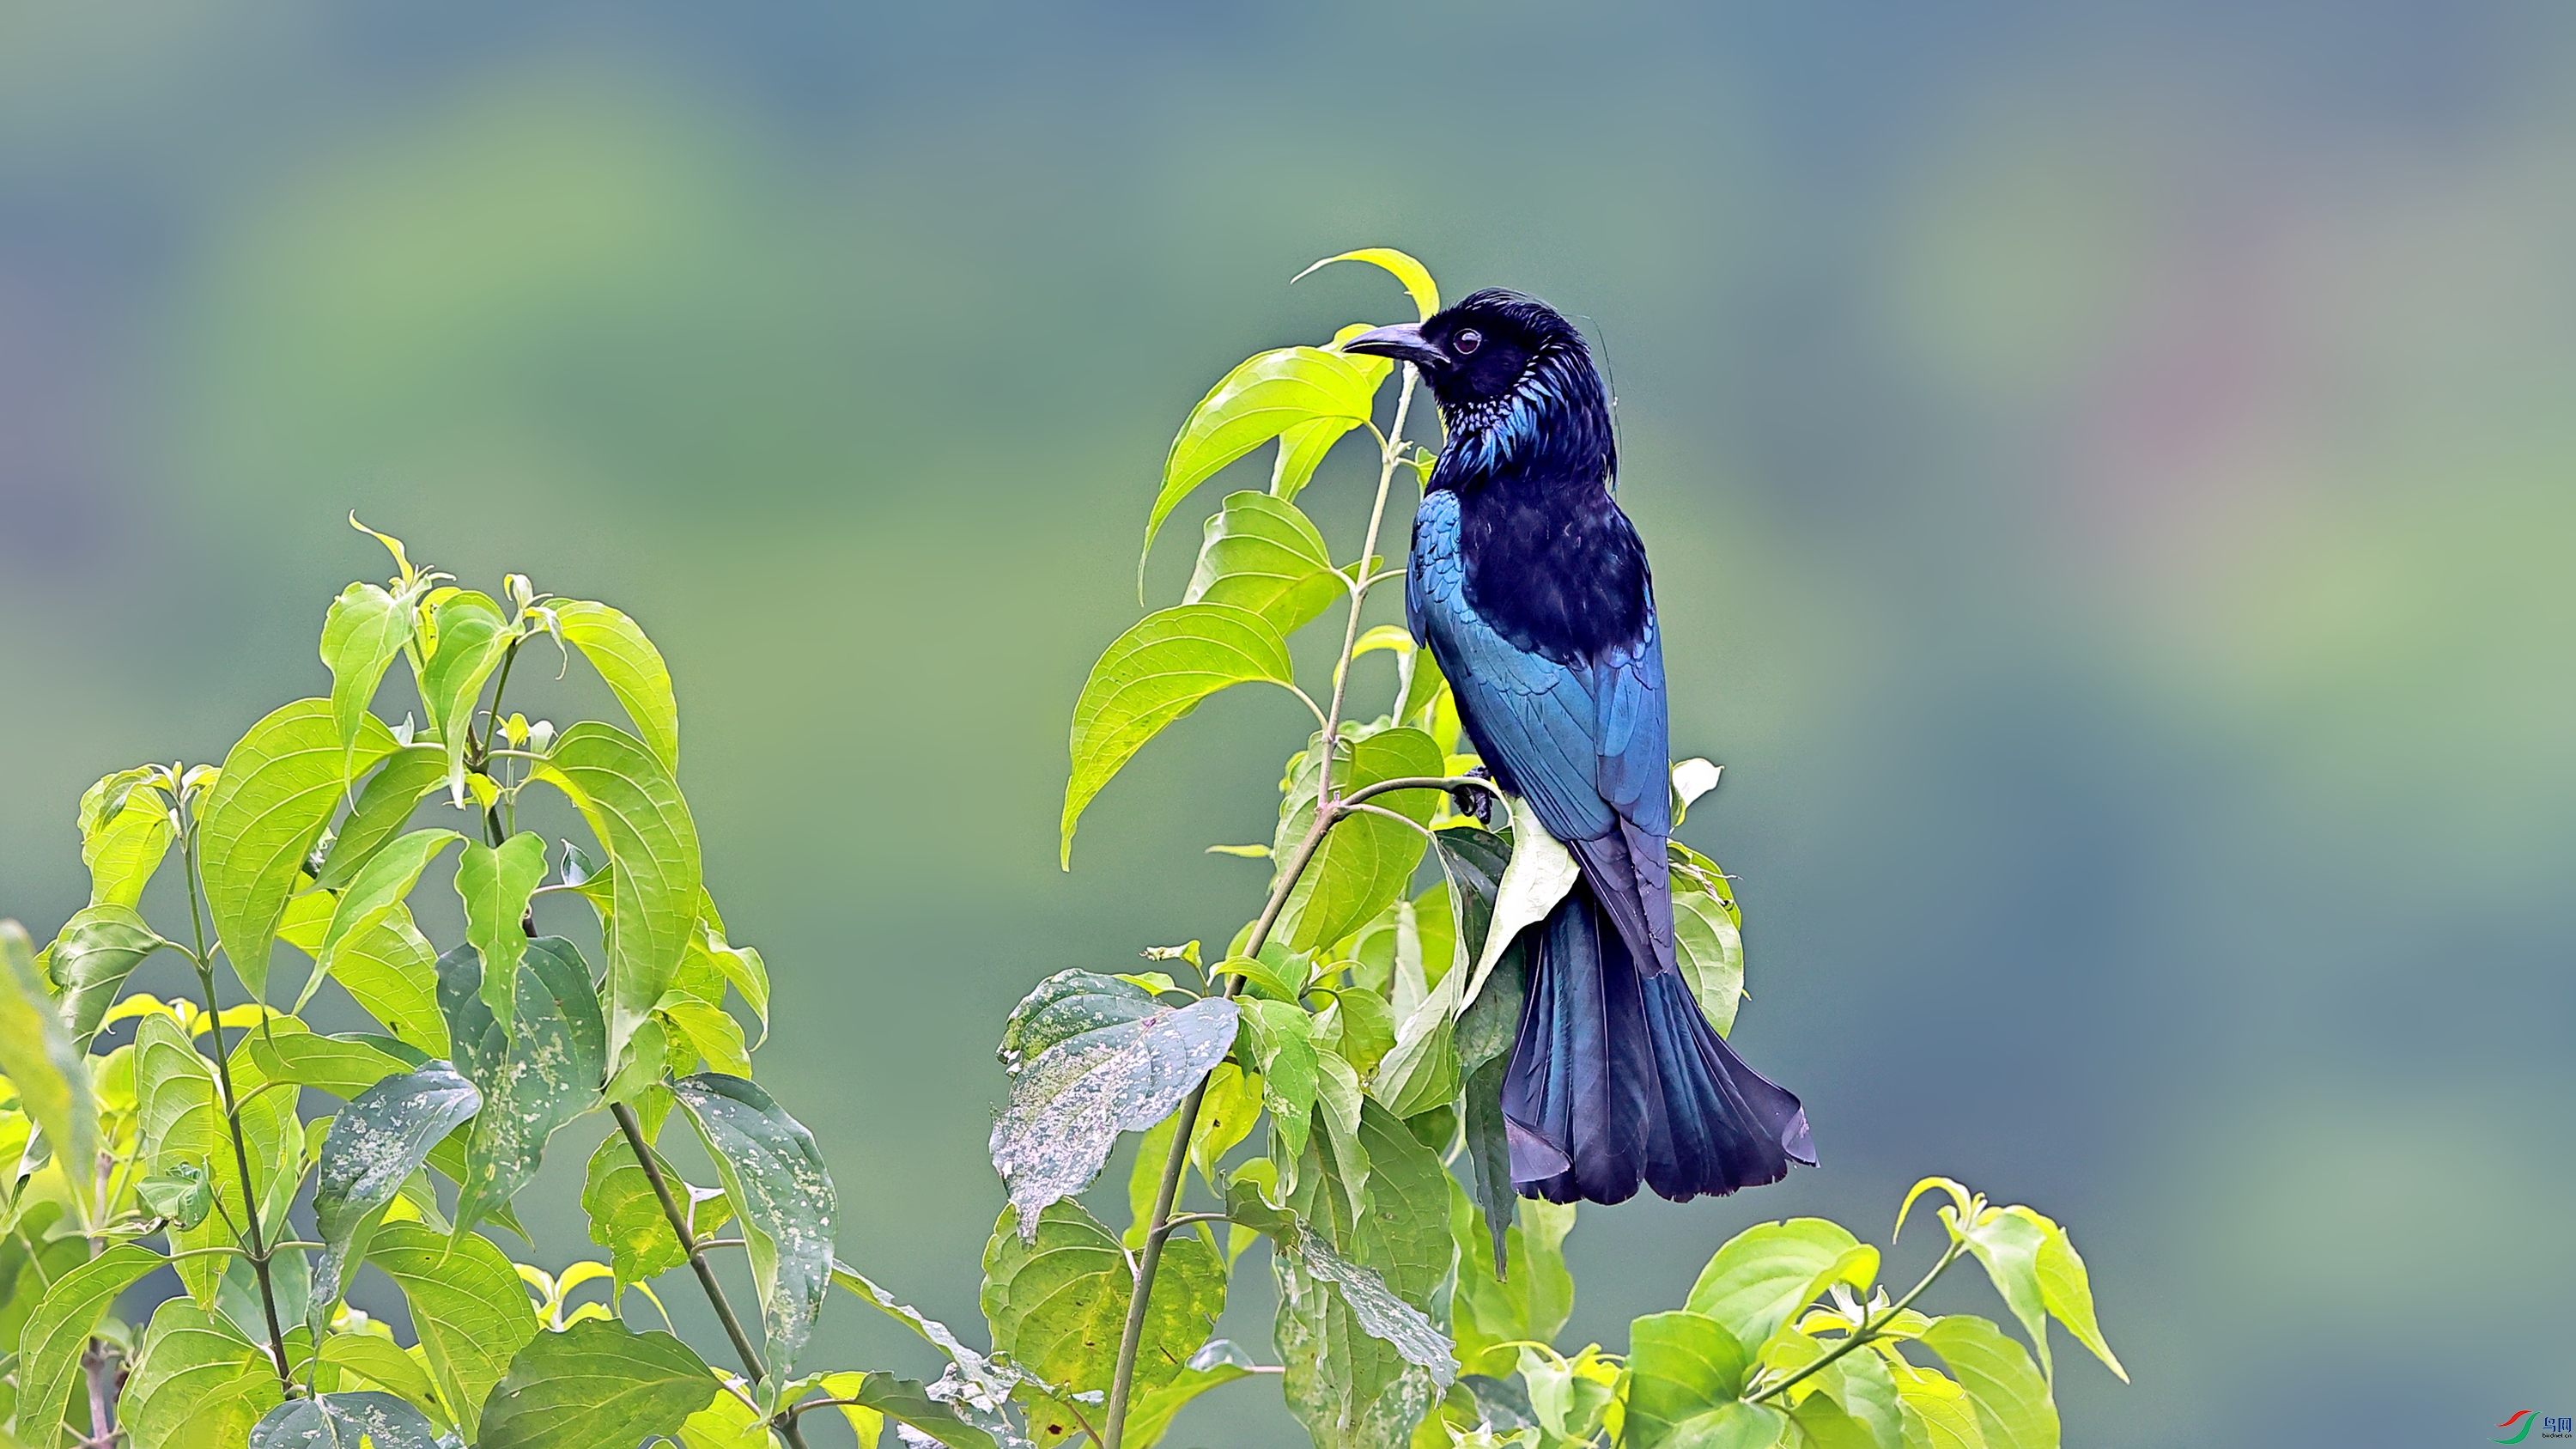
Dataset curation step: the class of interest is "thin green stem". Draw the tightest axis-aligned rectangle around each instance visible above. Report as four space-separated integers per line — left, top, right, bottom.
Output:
1107 365 1427 1449
176 794 298 1399
1748 1239 1969 1405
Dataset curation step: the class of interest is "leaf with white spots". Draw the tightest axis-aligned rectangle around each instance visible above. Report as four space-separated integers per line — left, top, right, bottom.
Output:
309 1062 481 1337
673 1072 838 1373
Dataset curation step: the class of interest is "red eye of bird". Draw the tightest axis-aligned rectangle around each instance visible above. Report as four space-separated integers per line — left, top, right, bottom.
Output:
1453 328 1482 356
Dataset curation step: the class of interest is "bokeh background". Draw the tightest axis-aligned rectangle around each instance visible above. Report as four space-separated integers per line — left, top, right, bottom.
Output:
3 3 2573 1445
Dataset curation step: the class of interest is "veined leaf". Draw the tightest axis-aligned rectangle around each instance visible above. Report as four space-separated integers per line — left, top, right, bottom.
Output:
435 939 608 1235
137 1013 290 1304
304 828 461 1012
310 1063 481 1336
1143 346 1385 590
1623 1311 1754 1449
313 746 445 892
1949 1204 2053 1381
1182 491 1345 635
235 1018 416 1099
456 832 549 1026
2003 1206 2124 1382
552 600 681 773
981 1199 1224 1397
16 1243 166 1439
1917 1316 2057 1449
46 903 173 1042
1060 603 1294 868
1120 1340 1257 1449
312 904 447 1057
121 1300 272 1449
1272 726 1446 952
807 1371 1000 1449
0 921 97 1217
1238 996 1319 1164
476 1318 713 1449
320 581 416 787
1446 1176 1573 1378
1475 795 1580 984
988 971 1238 1232
1292 247 1442 323
319 1332 449 1428
250 1391 444 1449
529 722 702 1070
580 1131 731 1294
1763 1330 1903 1449
77 766 173 908
200 700 397 1000
418 591 512 807
1892 1362 1988 1449
370 1221 538 1440
1668 839 1743 1035
672 1073 836 1373
1685 1219 1875 1353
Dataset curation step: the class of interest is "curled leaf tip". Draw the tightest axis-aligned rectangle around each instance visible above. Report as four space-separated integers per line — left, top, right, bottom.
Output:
1291 248 1442 322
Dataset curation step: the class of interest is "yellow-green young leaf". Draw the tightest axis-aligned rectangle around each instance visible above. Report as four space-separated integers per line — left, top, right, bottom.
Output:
1892 1362 1988 1449
417 591 513 806
2003 1207 2124 1382
1293 247 1443 323
1117 1341 1257 1449
122 1300 274 1449
1060 603 1294 868
1764 1330 1904 1449
981 1200 1224 1397
78 766 173 908
1685 1220 1874 1352
200 701 398 1000
672 1074 837 1373
550 600 680 773
1144 347 1386 589
1621 1311 1757 1449
16 1243 166 1436
1917 1316 2057 1449
314 746 445 892
456 832 549 1025
530 722 702 1069
0 921 97 1215
320 581 416 786
1951 1205 2053 1381
319 905 448 1058
1271 726 1447 952
319 1330 450 1428
303 829 461 1013
1182 491 1345 635
580 1133 729 1293
47 904 172 1041
476 1318 713 1449
676 1385 769 1449
369 1221 538 1440
655 997 750 1077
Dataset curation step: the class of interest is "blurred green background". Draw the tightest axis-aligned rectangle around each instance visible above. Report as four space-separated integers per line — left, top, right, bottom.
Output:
3 3 2572 1445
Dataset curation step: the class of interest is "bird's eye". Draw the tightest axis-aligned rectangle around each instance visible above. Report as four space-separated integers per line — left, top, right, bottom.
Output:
1453 328 1482 356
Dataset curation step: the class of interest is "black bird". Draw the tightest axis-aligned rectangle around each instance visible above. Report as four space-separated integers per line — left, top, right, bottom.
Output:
1347 291 1814 1204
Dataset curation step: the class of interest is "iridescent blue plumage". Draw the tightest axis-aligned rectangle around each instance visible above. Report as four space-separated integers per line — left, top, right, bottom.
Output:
1352 289 1814 1204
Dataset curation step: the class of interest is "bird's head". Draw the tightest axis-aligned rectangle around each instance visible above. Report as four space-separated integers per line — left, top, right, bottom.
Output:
1344 288 1610 484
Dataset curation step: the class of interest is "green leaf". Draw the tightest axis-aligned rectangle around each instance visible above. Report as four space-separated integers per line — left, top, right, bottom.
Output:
476 1318 714 1449
122 1301 274 1449
810 1371 999 1449
1476 795 1581 984
250 1391 445 1449
319 1332 449 1428
46 903 172 1042
825 1259 1032 1444
200 700 397 999
1182 491 1345 635
137 1012 292 1305
139 1160 215 1229
305 904 447 1057
655 997 750 1078
1060 603 1295 868
1917 1316 2057 1449
580 1133 726 1294
529 721 702 1069
671 1073 836 1373
303 828 462 1012
15 1243 165 1438
1238 996 1318 1161
1950 1207 2052 1381
369 1221 539 1440
1446 1177 1573 1378
310 1063 481 1334
552 600 681 773
1116 1340 1255 1449
981 1199 1224 1397
1144 347 1386 590
988 971 1240 1229
1685 1220 1875 1352
2002 1207 2123 1382
457 832 550 1026
436 939 608 1234
78 766 175 908
675 1386 769 1449
320 581 416 786
1763 1332 1903 1449
1623 1311 1757 1449
1273 727 1446 952
313 746 445 892
0 921 97 1217
1292 248 1442 323
1671 888 1745 1038
419 591 513 806
1891 1363 1987 1449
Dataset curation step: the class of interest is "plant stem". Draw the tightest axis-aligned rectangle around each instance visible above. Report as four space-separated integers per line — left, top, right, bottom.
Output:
1748 1239 1969 1405
177 795 298 1399
610 1101 812 1449
1106 365 1426 1449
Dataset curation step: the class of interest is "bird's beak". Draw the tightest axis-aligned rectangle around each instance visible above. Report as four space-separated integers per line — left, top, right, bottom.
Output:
1340 321 1448 369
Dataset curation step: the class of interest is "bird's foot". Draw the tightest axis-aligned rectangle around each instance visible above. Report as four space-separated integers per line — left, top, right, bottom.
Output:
1450 764 1497 827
